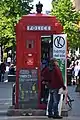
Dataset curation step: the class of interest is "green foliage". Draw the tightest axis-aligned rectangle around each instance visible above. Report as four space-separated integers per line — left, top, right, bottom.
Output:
0 0 33 49
51 0 80 48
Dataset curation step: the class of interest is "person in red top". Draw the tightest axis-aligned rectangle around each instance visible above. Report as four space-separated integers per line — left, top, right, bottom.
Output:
45 58 66 119
48 59 65 89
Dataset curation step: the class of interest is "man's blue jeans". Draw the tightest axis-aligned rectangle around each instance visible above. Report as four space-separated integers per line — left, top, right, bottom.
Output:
48 88 60 116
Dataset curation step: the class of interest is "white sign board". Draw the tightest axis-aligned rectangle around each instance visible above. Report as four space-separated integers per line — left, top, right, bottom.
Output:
27 25 51 31
53 34 67 59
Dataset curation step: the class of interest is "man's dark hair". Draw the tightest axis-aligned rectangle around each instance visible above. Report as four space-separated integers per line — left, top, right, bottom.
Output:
49 58 57 71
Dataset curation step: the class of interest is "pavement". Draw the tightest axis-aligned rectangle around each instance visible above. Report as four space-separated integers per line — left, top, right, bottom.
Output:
0 83 80 120
0 115 80 120
67 85 80 117
0 82 13 116
6 85 80 118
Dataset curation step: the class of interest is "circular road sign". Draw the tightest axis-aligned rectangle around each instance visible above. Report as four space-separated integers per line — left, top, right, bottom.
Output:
54 36 65 48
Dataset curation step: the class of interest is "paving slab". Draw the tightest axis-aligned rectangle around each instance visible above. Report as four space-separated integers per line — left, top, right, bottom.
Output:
68 85 80 117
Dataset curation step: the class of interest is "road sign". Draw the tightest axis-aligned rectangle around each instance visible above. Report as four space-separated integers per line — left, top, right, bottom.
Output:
53 34 67 59
52 34 67 116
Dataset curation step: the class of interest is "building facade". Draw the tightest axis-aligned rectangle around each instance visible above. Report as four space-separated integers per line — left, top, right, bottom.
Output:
71 0 80 11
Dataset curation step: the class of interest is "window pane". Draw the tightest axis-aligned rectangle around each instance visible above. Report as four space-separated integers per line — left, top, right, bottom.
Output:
26 40 34 48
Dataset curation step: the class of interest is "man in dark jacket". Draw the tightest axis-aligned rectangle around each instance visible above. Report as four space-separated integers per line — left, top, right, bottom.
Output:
0 62 6 82
45 58 66 119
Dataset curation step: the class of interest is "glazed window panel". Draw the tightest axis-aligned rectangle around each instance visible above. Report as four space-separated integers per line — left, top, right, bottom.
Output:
26 40 34 49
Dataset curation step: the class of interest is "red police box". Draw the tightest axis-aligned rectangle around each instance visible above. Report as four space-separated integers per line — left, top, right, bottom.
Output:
16 13 63 109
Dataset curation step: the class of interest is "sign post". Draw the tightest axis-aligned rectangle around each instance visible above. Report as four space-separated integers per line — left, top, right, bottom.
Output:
53 34 67 115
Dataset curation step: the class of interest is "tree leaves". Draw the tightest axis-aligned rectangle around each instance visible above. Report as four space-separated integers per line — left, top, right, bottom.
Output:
0 0 33 49
51 0 80 48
